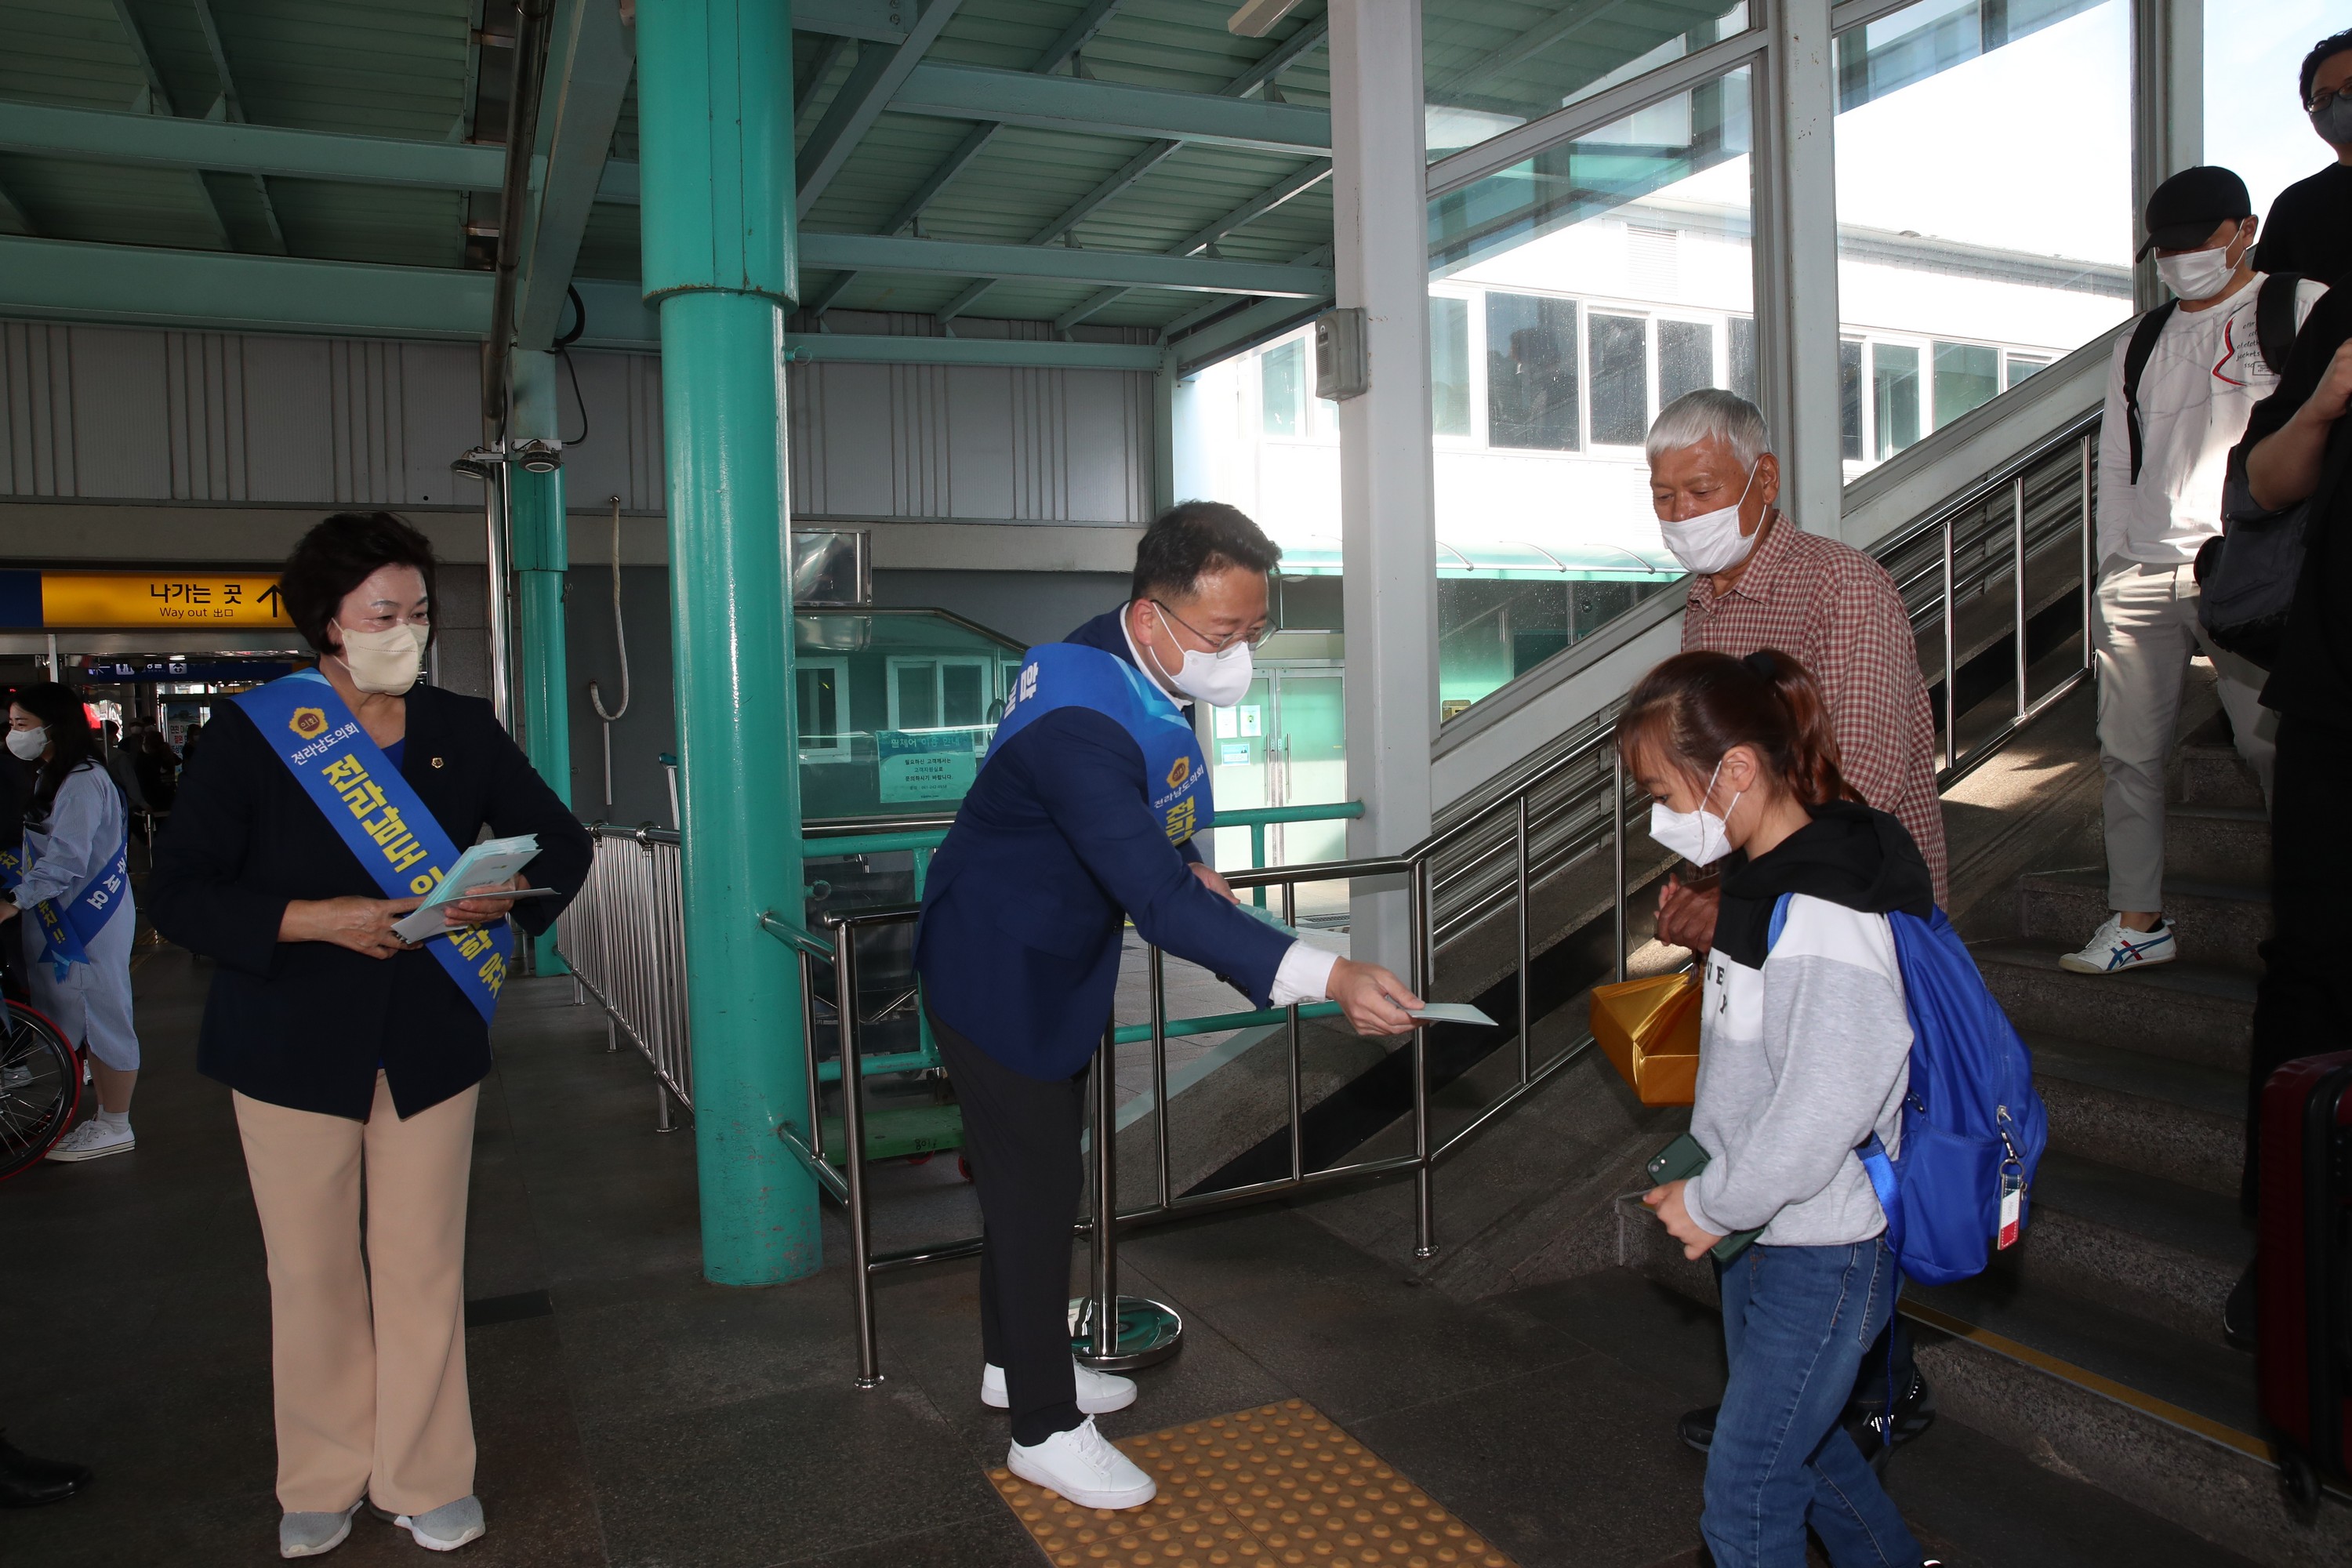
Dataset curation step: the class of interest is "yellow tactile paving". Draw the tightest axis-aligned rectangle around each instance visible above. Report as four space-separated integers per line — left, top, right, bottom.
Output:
988 1399 1516 1568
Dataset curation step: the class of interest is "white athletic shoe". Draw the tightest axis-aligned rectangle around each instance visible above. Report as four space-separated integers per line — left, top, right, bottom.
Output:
1007 1417 1156 1510
44 1119 135 1163
982 1359 1138 1415
370 1495 485 1552
2057 915 2177 975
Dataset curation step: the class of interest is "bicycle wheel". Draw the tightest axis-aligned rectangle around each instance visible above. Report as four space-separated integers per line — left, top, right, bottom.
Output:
0 1000 80 1181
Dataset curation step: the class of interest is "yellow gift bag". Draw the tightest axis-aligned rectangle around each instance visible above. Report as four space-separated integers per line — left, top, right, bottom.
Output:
1588 971 1702 1106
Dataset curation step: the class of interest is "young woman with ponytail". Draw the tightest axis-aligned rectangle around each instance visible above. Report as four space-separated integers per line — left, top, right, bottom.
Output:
1622 648 1935 1568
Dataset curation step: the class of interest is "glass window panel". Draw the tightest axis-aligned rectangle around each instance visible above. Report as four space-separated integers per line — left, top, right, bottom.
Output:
1261 340 1301 436
1484 292 1580 451
1659 320 1715 408
1834 0 2132 471
2005 352 2049 388
1430 296 1471 437
1588 314 1650 446
799 666 840 741
1839 340 1864 461
2202 2 2325 222
940 662 987 728
1423 3 1754 149
1932 341 1999 426
893 661 937 730
1874 343 1922 460
1729 315 1759 404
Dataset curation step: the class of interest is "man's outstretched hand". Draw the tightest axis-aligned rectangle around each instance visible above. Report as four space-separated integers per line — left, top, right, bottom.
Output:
1326 957 1423 1036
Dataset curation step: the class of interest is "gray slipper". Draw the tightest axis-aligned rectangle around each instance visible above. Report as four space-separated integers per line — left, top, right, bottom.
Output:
370 1494 485 1552
279 1501 361 1558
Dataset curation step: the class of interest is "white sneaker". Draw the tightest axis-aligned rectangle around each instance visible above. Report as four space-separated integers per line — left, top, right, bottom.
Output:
981 1359 1137 1415
1006 1417 1156 1510
2057 915 2177 975
44 1118 134 1162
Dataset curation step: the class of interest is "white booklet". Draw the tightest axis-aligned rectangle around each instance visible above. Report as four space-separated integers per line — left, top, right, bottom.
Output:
1409 1002 1498 1027
392 834 544 942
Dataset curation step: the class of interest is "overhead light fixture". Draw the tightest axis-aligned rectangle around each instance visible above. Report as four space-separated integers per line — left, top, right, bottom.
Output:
512 437 564 474
1227 0 1307 38
450 446 505 481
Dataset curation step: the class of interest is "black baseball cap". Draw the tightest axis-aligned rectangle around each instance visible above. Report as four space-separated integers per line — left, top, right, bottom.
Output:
2137 166 2254 258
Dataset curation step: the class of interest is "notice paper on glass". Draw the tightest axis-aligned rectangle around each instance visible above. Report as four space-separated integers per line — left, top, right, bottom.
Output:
1409 1003 1497 1027
391 834 543 943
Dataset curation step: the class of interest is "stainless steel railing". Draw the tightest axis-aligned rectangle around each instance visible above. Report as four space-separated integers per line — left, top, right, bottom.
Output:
564 826 693 1128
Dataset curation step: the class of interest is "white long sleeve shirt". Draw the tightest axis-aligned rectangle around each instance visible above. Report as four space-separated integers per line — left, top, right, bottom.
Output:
2094 272 2325 567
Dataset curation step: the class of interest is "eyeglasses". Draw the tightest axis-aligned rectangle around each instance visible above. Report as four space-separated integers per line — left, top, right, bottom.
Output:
1152 599 1274 654
2313 84 2346 113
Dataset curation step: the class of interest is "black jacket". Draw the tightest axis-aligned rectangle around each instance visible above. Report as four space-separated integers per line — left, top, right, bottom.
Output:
148 681 592 1120
1715 800 1935 969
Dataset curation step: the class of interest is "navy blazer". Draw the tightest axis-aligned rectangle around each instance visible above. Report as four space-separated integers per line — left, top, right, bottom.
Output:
147 681 591 1120
914 608 1291 1080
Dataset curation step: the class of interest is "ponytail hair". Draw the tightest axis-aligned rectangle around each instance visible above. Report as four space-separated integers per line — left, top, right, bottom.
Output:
1617 648 1856 808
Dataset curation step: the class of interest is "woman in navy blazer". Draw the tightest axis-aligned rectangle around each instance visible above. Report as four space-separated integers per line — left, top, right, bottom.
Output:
149 512 589 1558
915 503 1421 1512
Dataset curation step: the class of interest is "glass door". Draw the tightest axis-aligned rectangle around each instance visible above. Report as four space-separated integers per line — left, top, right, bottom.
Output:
1206 674 1274 873
1269 670 1347 920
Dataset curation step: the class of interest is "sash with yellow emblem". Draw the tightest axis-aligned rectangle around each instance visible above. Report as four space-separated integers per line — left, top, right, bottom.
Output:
234 669 513 1022
988 643 1213 847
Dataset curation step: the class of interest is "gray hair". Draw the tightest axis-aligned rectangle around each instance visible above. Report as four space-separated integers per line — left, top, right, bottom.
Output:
1644 387 1772 469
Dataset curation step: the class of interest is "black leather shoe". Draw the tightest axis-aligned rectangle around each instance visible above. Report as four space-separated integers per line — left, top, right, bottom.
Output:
1676 1405 1717 1453
0 1433 92 1508
2223 1261 2257 1348
1849 1371 1939 1452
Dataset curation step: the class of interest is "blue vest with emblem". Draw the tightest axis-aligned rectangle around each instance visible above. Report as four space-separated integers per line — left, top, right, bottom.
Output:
989 642 1214 848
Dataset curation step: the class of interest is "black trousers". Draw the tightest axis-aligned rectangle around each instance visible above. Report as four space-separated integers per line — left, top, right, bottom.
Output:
2245 712 2352 1214
931 1010 1090 1446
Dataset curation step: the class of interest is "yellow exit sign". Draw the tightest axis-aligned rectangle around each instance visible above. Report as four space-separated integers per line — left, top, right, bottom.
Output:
26 572 292 629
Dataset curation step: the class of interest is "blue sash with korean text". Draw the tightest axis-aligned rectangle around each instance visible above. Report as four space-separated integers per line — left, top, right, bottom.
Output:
990 643 1213 846
0 836 130 981
234 670 512 1022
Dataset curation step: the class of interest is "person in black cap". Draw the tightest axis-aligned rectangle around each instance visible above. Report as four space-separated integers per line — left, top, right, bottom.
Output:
2252 28 2352 287
2054 169 2323 982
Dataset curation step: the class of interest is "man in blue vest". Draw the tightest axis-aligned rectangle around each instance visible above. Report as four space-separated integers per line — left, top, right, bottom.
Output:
915 501 1421 1510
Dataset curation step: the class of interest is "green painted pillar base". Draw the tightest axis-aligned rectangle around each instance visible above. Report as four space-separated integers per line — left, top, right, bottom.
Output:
510 352 573 979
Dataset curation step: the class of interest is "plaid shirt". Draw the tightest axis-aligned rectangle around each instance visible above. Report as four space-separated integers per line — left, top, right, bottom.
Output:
1682 514 1949 906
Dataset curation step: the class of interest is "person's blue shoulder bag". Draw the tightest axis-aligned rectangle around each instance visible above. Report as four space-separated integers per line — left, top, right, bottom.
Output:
1768 896 2049 1286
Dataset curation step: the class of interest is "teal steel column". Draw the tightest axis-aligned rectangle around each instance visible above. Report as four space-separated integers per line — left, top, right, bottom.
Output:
509 350 572 977
637 0 813 1286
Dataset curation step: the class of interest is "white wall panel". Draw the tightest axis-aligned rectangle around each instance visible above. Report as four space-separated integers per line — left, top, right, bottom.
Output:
0 318 1156 529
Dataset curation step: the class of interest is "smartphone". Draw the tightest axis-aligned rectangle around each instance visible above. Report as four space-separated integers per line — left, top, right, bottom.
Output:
1643 1133 1762 1262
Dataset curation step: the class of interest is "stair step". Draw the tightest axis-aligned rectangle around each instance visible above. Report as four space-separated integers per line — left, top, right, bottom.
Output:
2027 1034 2244 1196
2015 1151 2250 1338
2163 804 2270 884
2019 867 2272 975
1975 942 2252 1072
1614 1198 2352 1565
2175 743 2267 811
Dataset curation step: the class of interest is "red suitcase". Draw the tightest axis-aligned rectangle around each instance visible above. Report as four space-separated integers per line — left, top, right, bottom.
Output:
2256 1050 2352 1506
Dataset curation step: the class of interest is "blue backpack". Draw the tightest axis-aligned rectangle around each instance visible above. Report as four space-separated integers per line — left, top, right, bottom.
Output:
1769 896 2048 1287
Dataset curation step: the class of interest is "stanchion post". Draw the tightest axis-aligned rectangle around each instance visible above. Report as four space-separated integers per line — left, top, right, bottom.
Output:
836 924 882 1388
1410 855 1436 1261
1089 1022 1120 1363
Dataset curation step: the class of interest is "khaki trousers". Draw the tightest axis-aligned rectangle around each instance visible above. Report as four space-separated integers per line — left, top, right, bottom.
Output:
2093 561 2276 913
234 1073 478 1515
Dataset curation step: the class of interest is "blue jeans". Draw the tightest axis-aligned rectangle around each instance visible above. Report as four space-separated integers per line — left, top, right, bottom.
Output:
1703 1239 1923 1568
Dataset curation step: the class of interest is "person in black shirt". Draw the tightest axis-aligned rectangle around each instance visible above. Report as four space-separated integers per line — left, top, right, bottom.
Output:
2222 288 2352 1339
2252 28 2352 285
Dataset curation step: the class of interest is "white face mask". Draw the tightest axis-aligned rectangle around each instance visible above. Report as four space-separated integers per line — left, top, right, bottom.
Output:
2154 231 2245 303
1646 760 1744 867
333 621 427 695
1153 604 1255 708
1657 464 1762 575
5 725 47 763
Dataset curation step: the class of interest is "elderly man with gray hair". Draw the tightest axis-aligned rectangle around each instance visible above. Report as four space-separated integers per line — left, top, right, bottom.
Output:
1642 389 1947 1464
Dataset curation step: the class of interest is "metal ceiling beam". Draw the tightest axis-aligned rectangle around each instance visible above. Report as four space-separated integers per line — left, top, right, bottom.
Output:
1425 0 1624 101
514 0 636 350
808 0 1128 317
0 237 1167 369
935 21 1330 326
104 0 238 252
189 0 289 254
1054 156 1330 328
0 98 513 190
792 0 911 44
889 61 1330 153
800 230 1330 295
796 0 969 216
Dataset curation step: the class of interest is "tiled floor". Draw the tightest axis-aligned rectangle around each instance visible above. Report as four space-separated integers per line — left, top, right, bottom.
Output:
1 950 2262 1567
